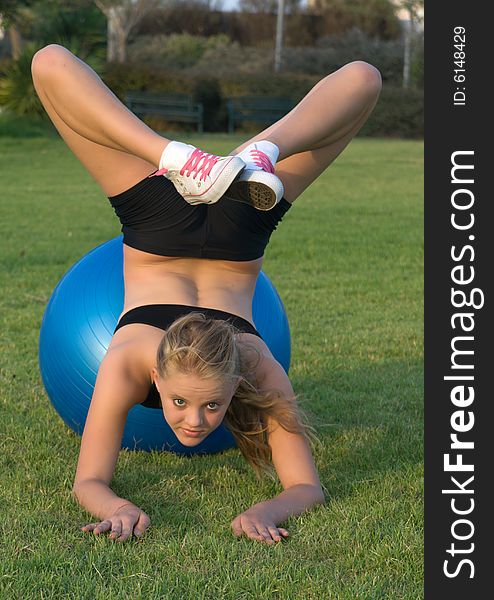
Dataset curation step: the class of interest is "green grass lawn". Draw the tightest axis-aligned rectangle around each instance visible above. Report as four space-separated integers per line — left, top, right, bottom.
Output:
0 123 423 599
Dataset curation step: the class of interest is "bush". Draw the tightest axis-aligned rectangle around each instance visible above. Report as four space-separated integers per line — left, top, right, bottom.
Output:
128 30 420 86
195 28 422 89
17 1 106 60
0 43 45 117
191 77 226 132
360 85 423 138
135 4 401 45
0 41 105 119
283 43 402 84
0 1 106 119
188 40 274 76
102 61 422 138
101 62 195 100
102 60 317 133
410 33 424 89
311 28 405 83
127 34 231 70
218 72 318 103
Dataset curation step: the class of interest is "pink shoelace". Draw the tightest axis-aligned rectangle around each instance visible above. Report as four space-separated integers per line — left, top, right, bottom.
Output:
249 149 275 173
154 148 219 181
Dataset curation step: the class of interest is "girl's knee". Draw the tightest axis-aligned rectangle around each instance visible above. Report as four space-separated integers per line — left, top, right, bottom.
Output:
31 44 73 79
344 61 383 98
317 61 382 106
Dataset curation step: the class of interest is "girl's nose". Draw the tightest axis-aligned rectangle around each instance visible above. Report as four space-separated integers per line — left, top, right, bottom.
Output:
185 412 203 428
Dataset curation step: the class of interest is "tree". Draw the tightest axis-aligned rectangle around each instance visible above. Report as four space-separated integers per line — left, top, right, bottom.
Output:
308 0 401 40
239 0 302 13
93 0 161 63
0 0 97 59
391 0 424 87
0 0 37 59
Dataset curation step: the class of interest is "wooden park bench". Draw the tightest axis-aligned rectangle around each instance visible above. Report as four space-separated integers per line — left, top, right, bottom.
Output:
124 91 204 133
226 96 295 133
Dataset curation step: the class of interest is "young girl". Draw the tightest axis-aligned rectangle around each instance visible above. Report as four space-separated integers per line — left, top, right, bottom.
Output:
32 44 381 544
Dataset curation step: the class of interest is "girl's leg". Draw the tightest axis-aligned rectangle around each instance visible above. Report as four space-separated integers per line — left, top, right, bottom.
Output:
31 44 170 197
229 61 382 203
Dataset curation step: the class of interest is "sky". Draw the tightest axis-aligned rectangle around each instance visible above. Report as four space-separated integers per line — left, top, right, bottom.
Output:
219 1 422 22
220 0 309 10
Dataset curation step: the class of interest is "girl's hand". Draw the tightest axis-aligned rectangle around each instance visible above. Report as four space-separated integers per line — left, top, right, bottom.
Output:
81 503 150 542
231 505 289 544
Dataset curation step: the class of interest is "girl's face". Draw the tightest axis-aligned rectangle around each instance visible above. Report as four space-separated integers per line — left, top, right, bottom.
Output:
153 367 239 446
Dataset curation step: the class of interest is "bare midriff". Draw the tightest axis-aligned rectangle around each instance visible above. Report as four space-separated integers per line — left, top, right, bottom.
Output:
120 245 264 325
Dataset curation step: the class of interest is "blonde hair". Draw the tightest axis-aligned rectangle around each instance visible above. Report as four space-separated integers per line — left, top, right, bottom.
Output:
155 312 321 481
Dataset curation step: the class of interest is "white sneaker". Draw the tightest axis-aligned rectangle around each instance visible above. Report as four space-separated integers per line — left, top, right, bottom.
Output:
224 141 284 211
154 141 246 205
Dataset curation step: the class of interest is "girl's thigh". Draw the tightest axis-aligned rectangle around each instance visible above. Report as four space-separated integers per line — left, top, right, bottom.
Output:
32 46 157 196
276 105 375 204
237 61 382 204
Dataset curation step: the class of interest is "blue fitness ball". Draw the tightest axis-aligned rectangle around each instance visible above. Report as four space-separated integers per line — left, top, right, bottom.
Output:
39 236 291 454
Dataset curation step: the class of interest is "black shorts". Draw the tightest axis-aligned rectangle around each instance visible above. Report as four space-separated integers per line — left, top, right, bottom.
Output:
108 171 292 261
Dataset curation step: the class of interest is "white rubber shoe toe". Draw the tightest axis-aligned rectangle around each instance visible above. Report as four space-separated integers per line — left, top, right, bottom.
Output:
155 141 246 205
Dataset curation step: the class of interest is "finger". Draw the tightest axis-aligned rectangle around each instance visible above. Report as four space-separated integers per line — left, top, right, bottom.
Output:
81 523 98 532
116 528 133 543
93 520 112 535
243 523 265 542
239 515 264 542
256 526 275 544
267 527 282 542
231 517 243 537
109 520 123 540
134 512 151 537
279 528 289 537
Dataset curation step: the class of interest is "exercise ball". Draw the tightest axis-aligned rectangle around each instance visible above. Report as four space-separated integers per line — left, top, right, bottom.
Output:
39 236 291 454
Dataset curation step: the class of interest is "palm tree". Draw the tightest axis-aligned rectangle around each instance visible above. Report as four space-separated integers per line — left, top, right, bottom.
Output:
0 0 36 59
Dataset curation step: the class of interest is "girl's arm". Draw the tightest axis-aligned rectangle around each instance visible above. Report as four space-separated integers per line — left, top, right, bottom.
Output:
71 346 149 520
231 356 324 543
259 356 325 506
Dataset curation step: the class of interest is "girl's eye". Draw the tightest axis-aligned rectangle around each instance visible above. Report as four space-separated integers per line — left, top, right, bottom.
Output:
172 399 219 410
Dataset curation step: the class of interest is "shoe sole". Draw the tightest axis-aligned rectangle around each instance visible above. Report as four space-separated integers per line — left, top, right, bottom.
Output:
185 156 246 205
225 180 278 210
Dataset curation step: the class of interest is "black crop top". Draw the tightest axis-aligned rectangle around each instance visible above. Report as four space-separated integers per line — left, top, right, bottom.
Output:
114 304 262 409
